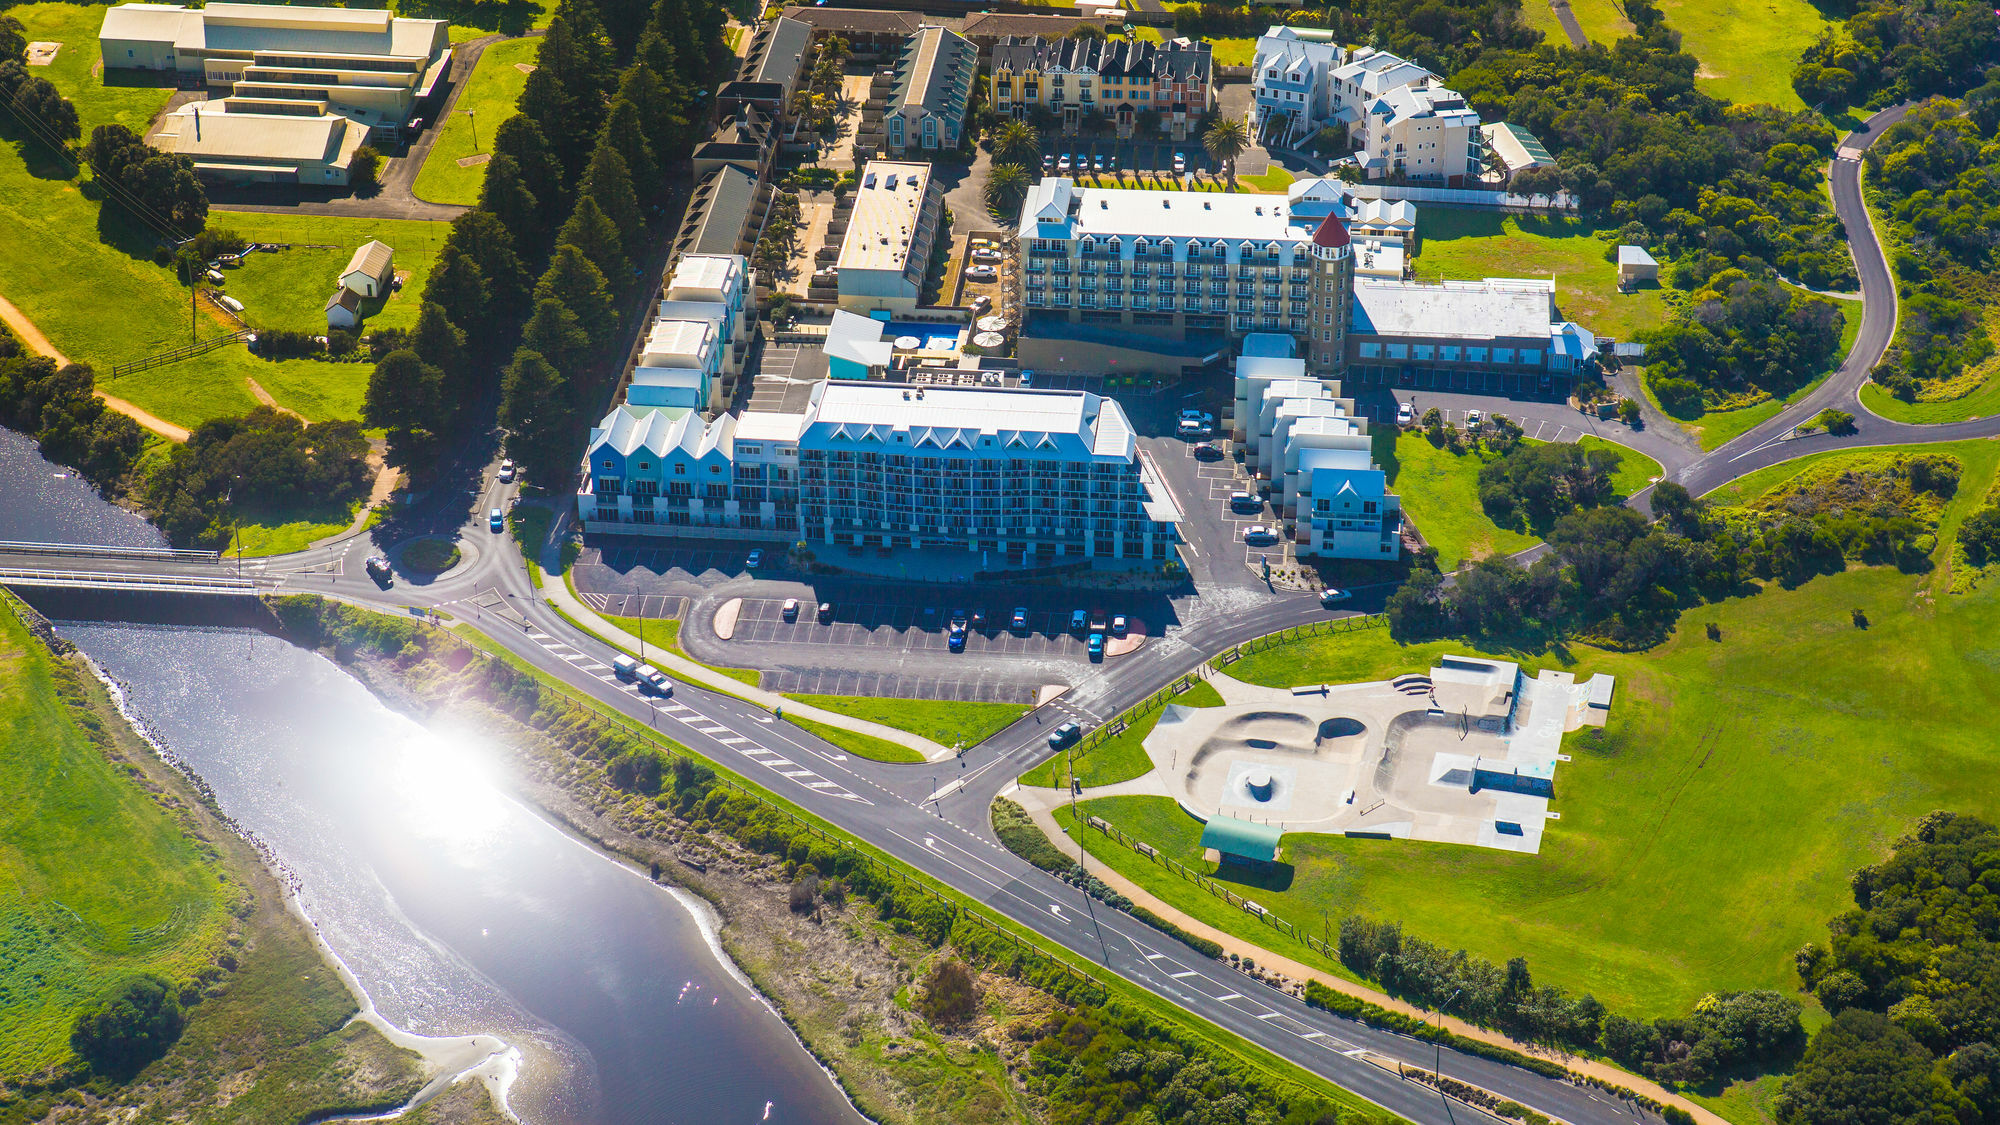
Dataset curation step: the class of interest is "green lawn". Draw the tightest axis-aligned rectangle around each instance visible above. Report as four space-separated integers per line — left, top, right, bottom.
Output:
781 694 1028 750
1062 440 2000 1029
228 500 359 556
1020 679 1223 789
600 612 765 687
787 715 927 764
1861 370 2000 424
1381 431 1540 570
1133 27 1256 65
1517 0 1634 43
1413 210 1669 344
1578 434 1664 497
1654 0 1834 110
0 596 234 1077
411 36 539 205
212 212 452 335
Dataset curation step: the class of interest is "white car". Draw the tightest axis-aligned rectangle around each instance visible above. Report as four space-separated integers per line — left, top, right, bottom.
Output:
1243 524 1277 544
1176 418 1207 437
1397 401 1415 425
965 265 999 281
497 458 516 482
1173 152 1187 173
1465 408 1484 429
971 248 1002 263
782 598 800 621
1057 154 1072 172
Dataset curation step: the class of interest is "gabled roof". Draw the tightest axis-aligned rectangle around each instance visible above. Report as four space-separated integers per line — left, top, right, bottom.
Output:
325 287 361 312
341 239 393 282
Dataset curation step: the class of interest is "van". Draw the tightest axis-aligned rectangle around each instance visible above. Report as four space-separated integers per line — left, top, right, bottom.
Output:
612 654 641 680
635 664 671 695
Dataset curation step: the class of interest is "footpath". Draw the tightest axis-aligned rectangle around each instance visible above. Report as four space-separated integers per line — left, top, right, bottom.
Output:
533 546 961 763
0 295 191 442
1008 783 1728 1125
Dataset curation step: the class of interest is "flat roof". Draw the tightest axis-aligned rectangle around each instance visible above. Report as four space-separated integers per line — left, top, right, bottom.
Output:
1351 278 1554 342
733 411 809 442
669 253 744 296
805 383 1138 460
1024 179 1314 243
102 3 444 59
641 318 716 362
838 161 933 273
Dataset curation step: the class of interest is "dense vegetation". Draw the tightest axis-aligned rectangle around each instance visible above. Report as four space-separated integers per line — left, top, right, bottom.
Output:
1861 98 2000 400
1475 432 1623 530
0 327 143 492
1641 271 1846 414
146 408 372 546
1387 450 1958 647
1793 0 1999 109
68 975 185 1079
1778 812 2000 1124
367 0 724 487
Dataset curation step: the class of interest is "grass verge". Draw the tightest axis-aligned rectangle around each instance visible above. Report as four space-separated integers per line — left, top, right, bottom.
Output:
787 714 927 764
780 693 1028 750
1019 679 1224 789
410 36 538 206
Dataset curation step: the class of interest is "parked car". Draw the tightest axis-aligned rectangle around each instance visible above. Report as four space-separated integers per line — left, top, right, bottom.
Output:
1397 401 1415 425
1043 153 1054 171
971 248 1002 263
972 609 987 628
1049 721 1082 749
1106 153 1118 171
1243 524 1277 544
1173 152 1187 173
488 507 504 532
1092 154 1104 172
1012 606 1030 631
948 610 968 635
1230 490 1257 510
1465 408 1483 429
1111 614 1128 636
818 601 834 623
1087 632 1106 660
1320 587 1352 607
1069 608 1088 634
782 598 800 621
497 458 516 482
1176 418 1207 437
746 548 763 569
1179 408 1215 425
1192 441 1220 460
948 631 966 652
965 265 999 281
1057 153 1072 172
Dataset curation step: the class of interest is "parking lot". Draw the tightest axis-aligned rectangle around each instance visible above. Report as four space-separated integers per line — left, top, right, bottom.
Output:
729 596 1145 661
576 591 687 620
581 543 760 583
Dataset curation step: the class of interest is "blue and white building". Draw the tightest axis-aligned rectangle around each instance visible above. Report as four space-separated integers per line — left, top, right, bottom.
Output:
625 253 755 411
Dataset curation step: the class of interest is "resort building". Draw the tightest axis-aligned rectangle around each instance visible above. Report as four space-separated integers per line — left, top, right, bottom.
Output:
884 26 977 154
988 34 1214 138
836 161 944 315
1250 31 1481 183
1345 278 1598 392
620 253 755 413
1250 26 1345 148
101 3 450 138
577 383 1184 560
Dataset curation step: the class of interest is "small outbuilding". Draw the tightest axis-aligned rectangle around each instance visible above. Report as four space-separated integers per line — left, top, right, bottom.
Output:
340 240 396 298
1617 245 1659 289
1199 814 1285 869
325 287 362 329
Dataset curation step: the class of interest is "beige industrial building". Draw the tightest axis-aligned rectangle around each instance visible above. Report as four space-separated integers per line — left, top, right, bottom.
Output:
101 3 450 138
151 102 367 184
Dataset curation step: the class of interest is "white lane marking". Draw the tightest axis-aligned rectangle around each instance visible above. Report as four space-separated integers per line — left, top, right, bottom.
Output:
715 736 749 746
1170 970 1201 980
1215 993 1241 1001
1254 1011 1281 1020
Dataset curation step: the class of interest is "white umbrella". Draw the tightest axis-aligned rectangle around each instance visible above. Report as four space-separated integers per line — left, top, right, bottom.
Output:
976 315 1008 332
973 332 1006 349
894 336 922 350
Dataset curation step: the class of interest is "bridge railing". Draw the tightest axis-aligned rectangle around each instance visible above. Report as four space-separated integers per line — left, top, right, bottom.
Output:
0 540 223 563
0 568 257 593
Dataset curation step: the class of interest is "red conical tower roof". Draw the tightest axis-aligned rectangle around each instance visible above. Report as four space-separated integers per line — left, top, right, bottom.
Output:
1312 213 1351 248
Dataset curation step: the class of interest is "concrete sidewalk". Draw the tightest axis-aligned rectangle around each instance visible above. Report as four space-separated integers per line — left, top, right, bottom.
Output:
1007 783 1726 1125
537 554 961 763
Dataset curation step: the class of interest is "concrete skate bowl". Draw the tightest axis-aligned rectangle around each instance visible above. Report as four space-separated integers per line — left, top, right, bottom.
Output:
1373 709 1508 804
1179 710 1371 811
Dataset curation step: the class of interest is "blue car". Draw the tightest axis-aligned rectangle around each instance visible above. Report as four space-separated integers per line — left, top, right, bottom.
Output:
1087 632 1105 660
488 507 504 532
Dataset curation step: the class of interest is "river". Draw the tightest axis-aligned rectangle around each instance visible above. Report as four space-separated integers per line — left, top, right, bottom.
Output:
3 431 865 1125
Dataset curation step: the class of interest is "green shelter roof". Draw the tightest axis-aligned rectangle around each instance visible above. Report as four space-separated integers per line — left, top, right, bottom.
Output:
1199 815 1284 862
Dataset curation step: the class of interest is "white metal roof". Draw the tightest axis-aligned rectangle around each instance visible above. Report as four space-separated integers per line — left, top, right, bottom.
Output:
1351 278 1555 341
668 253 745 299
155 105 357 164
639 319 717 366
838 161 933 273
1039 182 1315 243
803 383 1137 461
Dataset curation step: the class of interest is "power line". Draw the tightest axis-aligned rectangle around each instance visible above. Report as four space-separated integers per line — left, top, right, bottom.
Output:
0 97 201 245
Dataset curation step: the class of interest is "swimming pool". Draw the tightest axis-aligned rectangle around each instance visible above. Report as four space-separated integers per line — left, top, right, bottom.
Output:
883 322 963 351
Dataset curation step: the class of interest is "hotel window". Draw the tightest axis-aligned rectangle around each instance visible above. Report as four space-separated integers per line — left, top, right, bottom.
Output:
1386 343 1407 359
1359 342 1382 358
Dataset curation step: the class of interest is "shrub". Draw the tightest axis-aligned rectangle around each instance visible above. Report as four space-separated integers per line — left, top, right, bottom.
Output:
1650 375 1705 418
350 145 383 194
70 974 185 1076
1811 408 1857 434
917 958 978 1025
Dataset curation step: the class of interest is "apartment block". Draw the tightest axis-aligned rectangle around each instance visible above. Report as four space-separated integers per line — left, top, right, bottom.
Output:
837 161 945 315
577 383 1183 560
1251 31 1481 183
989 34 1214 138
885 26 977 154
623 253 754 413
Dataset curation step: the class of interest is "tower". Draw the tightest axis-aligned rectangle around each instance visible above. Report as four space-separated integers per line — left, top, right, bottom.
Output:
1306 213 1353 376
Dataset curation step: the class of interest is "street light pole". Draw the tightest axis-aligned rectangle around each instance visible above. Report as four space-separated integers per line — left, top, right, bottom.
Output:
1434 988 1463 1125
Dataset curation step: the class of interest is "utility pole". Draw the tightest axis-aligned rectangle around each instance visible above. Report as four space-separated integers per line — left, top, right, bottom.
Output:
1435 989 1463 1125
467 109 478 153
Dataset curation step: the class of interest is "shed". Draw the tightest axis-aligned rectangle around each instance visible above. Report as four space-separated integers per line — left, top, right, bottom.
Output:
1199 815 1285 866
340 240 396 298
1616 245 1658 288
325 286 362 329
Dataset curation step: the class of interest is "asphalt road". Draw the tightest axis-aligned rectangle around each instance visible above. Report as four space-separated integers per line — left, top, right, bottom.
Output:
12 100 2000 1125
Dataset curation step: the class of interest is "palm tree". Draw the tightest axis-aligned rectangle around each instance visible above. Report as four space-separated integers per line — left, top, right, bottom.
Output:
1204 117 1250 187
985 163 1030 218
992 119 1042 175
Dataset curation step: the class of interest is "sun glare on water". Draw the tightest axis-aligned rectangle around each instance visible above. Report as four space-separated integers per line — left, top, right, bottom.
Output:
389 730 512 848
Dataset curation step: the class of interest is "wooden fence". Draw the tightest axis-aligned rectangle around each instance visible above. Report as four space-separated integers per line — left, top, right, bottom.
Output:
1211 612 1388 668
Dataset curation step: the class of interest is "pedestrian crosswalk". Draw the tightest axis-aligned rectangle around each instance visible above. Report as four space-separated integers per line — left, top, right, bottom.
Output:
519 628 871 804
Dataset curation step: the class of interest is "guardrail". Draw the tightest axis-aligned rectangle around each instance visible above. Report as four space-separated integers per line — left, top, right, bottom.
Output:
0 568 258 595
0 540 223 563
1210 612 1388 667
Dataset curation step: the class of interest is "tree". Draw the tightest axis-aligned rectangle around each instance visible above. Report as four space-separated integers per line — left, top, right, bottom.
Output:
534 243 618 351
597 94 658 197
364 349 445 475
409 301 469 398
71 975 184 1076
521 0 617 173
520 297 590 382
82 124 209 231
441 210 531 334
1203 116 1249 185
12 75 79 151
424 244 490 344
555 194 630 286
0 14 26 65
492 114 567 226
984 163 1029 218
478 153 542 246
1775 1010 1941 1125
0 58 29 105
1962 505 2000 565
991 118 1041 172
576 140 642 245
613 56 691 169
917 959 978 1025
498 347 577 486
349 145 383 194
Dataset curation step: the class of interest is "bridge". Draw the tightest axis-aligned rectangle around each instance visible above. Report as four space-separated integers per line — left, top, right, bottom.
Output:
0 542 258 596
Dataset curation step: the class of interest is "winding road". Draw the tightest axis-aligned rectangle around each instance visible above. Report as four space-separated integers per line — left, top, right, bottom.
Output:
9 100 1997 1125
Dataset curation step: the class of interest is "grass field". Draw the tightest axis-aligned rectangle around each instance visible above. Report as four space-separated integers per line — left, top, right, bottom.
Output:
1019 679 1224 789
1133 27 1256 65
1413 210 1669 344
787 714 927 764
780 694 1027 750
1061 439 2000 1030
1654 0 1833 110
0 5 392 433
0 598 234 1077
411 36 539 206
212 212 452 336
1861 371 2000 424
1517 0 1635 43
